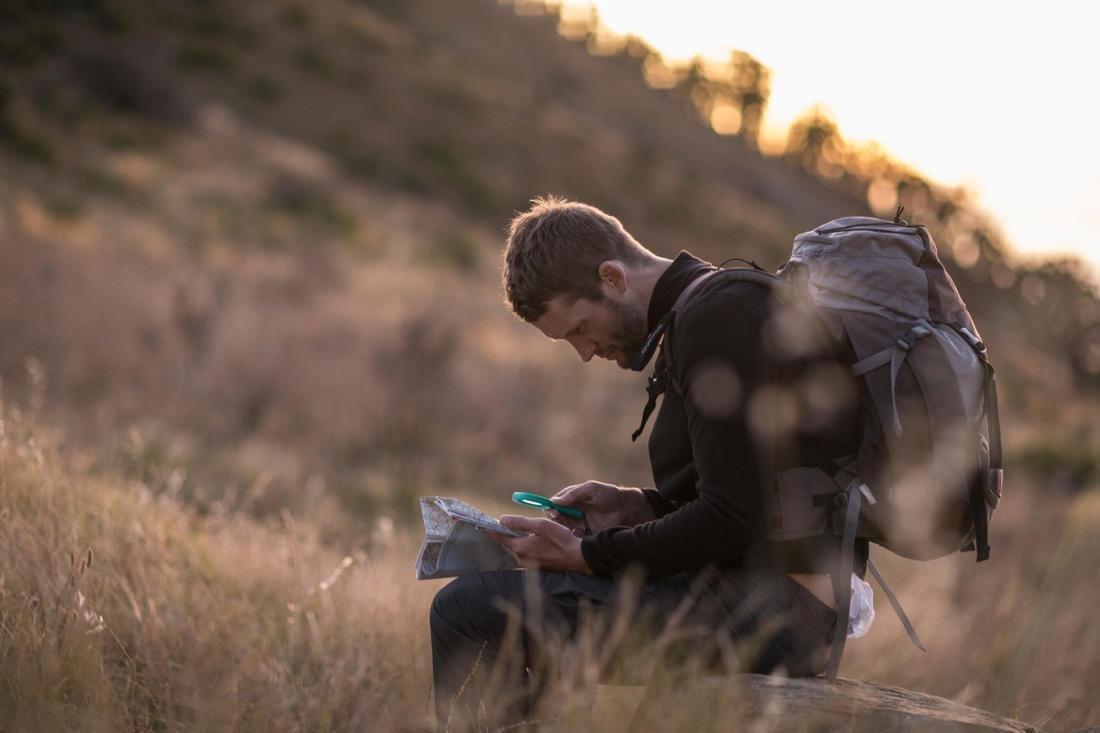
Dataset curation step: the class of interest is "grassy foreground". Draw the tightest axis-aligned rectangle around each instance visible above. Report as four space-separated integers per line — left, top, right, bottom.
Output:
1 403 1098 731
0 406 437 731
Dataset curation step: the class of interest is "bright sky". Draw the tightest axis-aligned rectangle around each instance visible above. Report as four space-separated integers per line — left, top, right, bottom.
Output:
574 0 1100 276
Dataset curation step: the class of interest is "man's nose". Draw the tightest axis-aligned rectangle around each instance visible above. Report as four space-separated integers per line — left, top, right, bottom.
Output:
571 340 596 363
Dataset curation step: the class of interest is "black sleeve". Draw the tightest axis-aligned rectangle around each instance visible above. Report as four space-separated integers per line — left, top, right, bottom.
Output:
641 487 677 518
581 287 774 578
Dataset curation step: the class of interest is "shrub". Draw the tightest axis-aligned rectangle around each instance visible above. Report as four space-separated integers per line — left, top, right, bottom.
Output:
265 175 356 237
71 43 193 123
1016 440 1100 491
246 74 281 104
176 41 234 73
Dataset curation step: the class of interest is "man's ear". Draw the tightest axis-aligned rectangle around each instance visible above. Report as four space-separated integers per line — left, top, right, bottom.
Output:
597 261 628 295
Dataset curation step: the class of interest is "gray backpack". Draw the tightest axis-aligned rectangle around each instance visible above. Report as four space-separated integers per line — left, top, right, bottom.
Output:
662 214 1004 679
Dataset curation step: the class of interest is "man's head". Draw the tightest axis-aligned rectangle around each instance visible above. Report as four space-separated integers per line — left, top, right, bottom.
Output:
502 197 658 369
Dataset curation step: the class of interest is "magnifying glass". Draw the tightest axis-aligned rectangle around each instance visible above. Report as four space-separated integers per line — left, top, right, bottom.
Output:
511 491 585 519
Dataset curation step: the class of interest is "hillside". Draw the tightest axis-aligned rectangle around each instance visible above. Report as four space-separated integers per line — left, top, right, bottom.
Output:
0 407 436 730
0 0 1098 729
1 0 1098 517
1 0 869 256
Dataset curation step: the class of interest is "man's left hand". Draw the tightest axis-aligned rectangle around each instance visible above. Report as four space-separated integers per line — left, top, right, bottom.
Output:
490 515 592 574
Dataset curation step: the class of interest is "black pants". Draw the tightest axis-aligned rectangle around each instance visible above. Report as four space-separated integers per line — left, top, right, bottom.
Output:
429 568 835 730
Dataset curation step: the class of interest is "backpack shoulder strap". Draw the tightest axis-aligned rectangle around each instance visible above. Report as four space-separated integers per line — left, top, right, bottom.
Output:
672 267 786 318
630 267 784 440
671 268 719 314
664 268 786 393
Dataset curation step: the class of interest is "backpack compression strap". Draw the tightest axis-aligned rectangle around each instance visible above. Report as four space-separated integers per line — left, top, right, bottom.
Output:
974 361 1003 561
850 322 934 436
954 326 1002 562
853 321 1001 563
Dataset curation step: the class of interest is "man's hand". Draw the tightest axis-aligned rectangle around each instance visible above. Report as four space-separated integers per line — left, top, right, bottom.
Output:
489 516 592 574
546 480 655 535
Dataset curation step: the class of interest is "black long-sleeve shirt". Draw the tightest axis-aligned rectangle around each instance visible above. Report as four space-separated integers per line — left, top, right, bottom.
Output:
580 251 810 578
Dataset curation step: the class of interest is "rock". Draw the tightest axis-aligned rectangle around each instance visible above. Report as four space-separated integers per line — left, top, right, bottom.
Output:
615 674 1040 732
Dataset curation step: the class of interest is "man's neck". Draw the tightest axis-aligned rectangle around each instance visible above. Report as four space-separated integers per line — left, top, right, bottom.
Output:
633 255 674 316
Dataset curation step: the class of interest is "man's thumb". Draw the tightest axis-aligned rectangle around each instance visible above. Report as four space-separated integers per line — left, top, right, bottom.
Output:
500 514 539 533
552 484 593 505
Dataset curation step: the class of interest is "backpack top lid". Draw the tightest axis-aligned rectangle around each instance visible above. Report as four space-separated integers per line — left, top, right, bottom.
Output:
791 216 982 344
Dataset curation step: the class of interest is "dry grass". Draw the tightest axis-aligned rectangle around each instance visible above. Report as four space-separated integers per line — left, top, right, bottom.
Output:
0 407 438 731
842 487 1100 729
1 405 1097 731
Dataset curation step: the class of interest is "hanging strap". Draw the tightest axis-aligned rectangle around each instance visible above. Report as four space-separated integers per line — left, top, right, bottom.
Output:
824 482 929 680
824 479 863 681
631 354 669 442
866 558 926 652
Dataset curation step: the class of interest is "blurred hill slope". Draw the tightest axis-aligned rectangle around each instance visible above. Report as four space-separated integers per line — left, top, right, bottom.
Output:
0 0 1097 519
2 0 866 258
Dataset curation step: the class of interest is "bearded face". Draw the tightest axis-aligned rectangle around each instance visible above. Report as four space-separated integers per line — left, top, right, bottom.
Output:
600 295 649 368
533 292 650 369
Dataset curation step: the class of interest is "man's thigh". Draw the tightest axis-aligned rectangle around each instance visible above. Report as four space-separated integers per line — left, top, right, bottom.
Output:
633 571 833 677
430 569 621 645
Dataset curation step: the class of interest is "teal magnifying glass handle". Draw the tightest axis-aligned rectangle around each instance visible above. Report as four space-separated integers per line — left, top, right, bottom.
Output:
511 491 585 519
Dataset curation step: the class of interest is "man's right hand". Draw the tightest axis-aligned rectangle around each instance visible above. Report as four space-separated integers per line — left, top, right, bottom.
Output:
546 481 655 535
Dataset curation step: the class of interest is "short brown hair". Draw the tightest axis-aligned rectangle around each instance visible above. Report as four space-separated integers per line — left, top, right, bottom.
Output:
503 196 651 321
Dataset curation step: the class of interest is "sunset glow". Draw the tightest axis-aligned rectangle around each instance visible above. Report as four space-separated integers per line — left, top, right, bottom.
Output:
569 0 1100 274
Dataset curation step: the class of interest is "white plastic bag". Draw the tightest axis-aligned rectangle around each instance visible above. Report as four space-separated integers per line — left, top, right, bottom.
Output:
847 572 875 639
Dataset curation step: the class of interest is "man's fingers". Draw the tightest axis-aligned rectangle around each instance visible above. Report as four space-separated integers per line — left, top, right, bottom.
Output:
492 516 584 572
550 483 582 503
490 522 548 567
543 509 582 531
487 533 522 562
551 482 597 506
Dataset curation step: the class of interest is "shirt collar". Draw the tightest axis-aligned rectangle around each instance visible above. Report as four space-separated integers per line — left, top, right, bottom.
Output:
646 250 714 331
630 251 714 372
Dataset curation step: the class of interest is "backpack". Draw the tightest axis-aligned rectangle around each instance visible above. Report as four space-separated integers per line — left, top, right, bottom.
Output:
657 214 1004 680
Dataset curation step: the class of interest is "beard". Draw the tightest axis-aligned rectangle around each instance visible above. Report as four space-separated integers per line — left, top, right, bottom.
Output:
602 296 649 367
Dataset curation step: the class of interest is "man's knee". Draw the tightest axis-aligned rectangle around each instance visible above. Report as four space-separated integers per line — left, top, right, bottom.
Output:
430 574 479 633
430 571 520 642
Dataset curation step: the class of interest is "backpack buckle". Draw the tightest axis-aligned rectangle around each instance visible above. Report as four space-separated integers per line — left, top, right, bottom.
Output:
895 324 931 351
958 326 987 355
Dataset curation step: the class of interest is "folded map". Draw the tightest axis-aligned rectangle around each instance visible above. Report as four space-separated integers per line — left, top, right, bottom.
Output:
414 496 526 580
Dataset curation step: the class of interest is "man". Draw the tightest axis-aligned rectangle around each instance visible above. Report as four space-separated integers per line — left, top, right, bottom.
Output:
429 197 853 728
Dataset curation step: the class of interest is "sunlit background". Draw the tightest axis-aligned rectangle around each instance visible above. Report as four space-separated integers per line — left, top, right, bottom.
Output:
573 0 1100 273
0 0 1097 728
